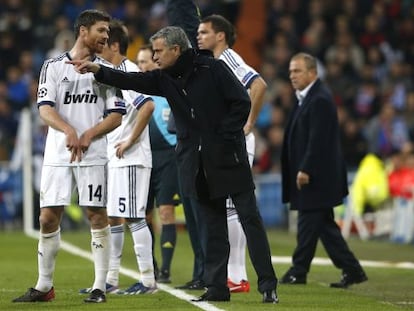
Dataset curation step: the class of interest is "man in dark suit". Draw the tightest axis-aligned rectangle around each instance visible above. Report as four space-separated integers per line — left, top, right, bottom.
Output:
280 52 368 288
69 26 278 303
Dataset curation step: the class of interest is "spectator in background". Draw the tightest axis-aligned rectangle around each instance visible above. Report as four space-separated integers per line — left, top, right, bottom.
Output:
359 14 386 52
0 32 20 79
32 0 60 58
0 96 18 160
301 16 328 60
47 30 75 59
364 102 410 159
325 31 364 79
365 45 388 83
255 124 284 173
63 0 95 24
340 117 368 171
403 91 414 142
18 51 36 85
323 60 356 107
6 66 30 111
381 60 413 111
351 78 381 123
0 0 32 51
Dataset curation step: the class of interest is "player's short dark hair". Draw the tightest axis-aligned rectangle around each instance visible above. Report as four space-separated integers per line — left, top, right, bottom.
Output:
200 14 236 48
108 19 129 55
74 9 111 38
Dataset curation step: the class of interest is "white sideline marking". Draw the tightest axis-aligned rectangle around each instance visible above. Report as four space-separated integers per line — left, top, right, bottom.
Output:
272 256 414 269
26 230 224 311
26 230 413 311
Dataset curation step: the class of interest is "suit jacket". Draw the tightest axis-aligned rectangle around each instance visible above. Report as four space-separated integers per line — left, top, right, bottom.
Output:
281 79 348 210
94 49 255 199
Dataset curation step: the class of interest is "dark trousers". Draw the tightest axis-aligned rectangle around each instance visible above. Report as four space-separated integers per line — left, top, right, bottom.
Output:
196 163 277 293
181 195 207 282
292 209 363 276
231 190 278 293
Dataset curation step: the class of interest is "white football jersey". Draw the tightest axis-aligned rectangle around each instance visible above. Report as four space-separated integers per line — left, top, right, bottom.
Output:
38 53 126 166
219 48 259 89
107 58 152 168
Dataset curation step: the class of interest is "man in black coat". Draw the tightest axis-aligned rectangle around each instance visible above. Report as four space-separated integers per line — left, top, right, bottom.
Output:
69 26 278 303
280 52 367 288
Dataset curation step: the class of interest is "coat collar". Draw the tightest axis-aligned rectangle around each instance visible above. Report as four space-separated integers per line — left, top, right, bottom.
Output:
164 49 214 79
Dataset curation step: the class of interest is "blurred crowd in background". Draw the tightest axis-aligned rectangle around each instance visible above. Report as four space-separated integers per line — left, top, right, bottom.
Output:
1 0 414 228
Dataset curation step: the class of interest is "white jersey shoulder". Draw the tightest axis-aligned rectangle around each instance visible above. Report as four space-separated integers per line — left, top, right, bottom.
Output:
107 58 152 168
38 52 126 166
219 48 259 89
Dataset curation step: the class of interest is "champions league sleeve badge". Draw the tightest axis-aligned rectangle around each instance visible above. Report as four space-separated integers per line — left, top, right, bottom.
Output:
38 87 48 98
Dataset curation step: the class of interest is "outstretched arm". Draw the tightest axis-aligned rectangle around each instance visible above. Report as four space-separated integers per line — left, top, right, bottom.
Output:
68 59 101 74
67 60 161 96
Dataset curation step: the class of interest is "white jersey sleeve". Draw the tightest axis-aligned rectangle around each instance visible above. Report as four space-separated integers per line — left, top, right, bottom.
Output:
38 53 126 166
219 48 259 89
107 59 152 168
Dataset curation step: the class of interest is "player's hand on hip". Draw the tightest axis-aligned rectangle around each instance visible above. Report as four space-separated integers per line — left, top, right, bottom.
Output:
243 122 253 136
115 141 128 159
296 171 310 190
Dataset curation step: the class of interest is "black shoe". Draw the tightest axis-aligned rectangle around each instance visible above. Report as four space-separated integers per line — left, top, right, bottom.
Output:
157 270 171 284
263 289 279 304
330 271 368 288
13 287 55 302
279 272 306 284
191 290 230 302
84 289 106 303
175 280 205 290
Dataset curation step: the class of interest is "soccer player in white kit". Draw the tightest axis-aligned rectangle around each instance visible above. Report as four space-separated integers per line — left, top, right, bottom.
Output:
197 14 267 293
13 10 126 304
79 20 157 295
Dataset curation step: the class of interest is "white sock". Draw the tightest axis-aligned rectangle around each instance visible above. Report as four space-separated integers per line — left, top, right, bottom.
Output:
106 224 124 287
129 220 155 287
35 228 61 292
91 225 111 292
227 213 248 283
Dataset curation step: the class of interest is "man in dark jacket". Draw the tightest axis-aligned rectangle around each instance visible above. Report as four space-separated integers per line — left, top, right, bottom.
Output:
69 26 278 303
280 52 367 288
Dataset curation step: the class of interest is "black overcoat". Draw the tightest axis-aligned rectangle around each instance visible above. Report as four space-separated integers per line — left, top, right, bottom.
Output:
281 79 348 210
95 49 254 199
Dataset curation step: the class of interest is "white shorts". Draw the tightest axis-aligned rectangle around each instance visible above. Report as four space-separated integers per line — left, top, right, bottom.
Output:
40 165 107 208
107 166 151 218
226 132 255 209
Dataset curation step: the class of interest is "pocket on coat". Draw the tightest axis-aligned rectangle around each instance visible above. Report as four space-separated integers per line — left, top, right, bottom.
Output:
212 140 245 168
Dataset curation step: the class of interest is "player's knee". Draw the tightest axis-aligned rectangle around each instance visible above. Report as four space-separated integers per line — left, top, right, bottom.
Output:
86 207 108 228
159 205 175 224
39 209 62 232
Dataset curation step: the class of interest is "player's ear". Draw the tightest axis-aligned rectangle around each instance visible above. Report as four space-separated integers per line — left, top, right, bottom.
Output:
217 31 225 42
